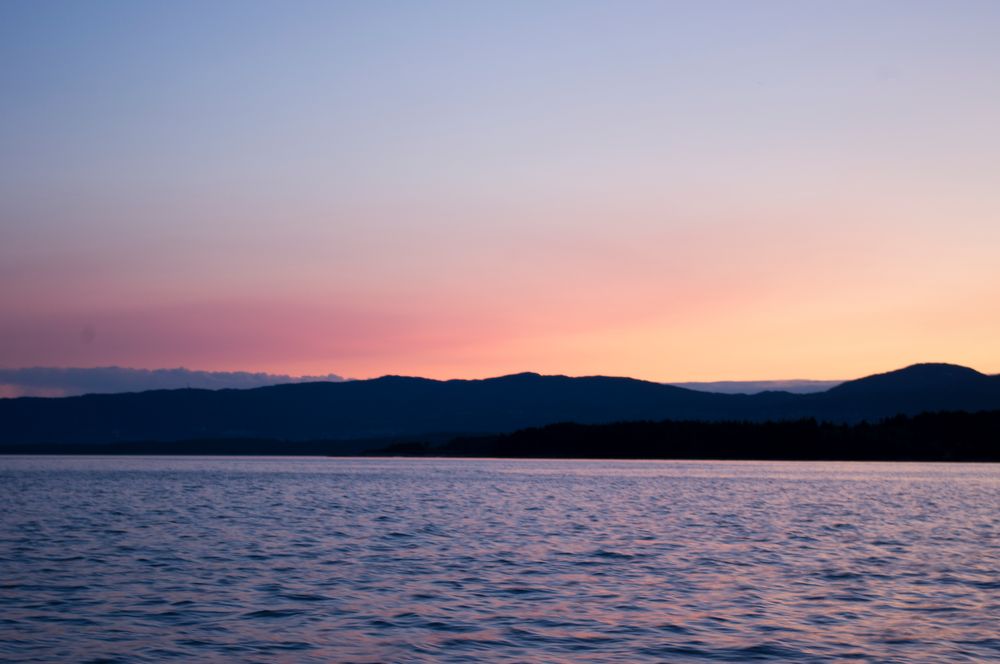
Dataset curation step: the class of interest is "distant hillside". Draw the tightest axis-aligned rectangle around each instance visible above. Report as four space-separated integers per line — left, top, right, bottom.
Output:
1 363 998 446
0 366 347 398
411 411 1000 461
669 379 842 394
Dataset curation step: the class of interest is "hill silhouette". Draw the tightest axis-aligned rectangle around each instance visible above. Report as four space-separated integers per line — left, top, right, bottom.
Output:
0 363 998 447
404 411 1000 461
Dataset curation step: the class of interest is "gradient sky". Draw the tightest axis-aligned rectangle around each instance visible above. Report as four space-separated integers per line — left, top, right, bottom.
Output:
2 0 999 381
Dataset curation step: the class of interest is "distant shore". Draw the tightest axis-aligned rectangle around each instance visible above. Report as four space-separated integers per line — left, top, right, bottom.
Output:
3 410 999 462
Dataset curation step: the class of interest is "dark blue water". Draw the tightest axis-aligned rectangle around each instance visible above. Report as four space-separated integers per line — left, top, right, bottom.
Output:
1 457 998 662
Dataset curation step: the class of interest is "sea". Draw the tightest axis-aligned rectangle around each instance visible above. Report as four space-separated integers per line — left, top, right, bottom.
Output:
1 456 998 662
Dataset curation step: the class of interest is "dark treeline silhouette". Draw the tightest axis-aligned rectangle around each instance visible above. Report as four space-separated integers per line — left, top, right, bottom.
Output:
4 410 998 460
373 411 1000 461
2 363 999 446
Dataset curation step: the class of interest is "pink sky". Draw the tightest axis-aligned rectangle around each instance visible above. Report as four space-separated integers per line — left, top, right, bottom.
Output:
3 2 999 381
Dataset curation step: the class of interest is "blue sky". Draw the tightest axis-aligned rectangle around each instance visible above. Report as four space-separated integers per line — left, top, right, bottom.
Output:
2 1 999 380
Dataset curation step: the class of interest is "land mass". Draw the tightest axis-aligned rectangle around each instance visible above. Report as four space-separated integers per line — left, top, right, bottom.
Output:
1 363 998 456
378 411 1000 461
3 411 998 462
667 379 843 394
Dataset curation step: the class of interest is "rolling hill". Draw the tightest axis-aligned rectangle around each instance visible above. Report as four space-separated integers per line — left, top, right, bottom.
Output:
0 363 997 446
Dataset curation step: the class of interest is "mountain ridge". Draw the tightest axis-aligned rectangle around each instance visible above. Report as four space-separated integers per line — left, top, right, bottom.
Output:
0 366 348 398
1 363 998 446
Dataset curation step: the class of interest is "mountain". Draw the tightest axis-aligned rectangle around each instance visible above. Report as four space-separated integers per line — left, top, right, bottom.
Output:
669 379 842 394
800 363 1000 422
826 363 989 395
0 363 998 447
424 411 1000 461
0 366 348 398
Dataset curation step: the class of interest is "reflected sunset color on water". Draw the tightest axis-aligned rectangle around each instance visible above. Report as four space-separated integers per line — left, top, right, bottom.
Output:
2 457 998 662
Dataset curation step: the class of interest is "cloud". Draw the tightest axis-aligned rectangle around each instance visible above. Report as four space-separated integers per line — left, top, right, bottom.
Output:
0 367 347 398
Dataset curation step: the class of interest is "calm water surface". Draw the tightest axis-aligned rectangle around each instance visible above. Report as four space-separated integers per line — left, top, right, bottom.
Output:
1 457 999 662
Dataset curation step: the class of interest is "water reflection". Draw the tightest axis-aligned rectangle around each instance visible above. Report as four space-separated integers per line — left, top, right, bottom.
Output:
1 457 998 662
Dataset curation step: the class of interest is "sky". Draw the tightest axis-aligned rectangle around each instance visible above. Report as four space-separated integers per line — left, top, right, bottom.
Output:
0 367 345 398
2 0 999 382
0 366 838 398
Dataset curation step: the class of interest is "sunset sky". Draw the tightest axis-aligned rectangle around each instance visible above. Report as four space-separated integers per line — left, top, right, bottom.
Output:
2 0 999 382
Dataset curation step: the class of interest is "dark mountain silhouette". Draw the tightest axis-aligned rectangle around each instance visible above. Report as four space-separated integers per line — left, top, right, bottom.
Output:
399 411 1000 462
795 363 1000 422
829 363 988 394
0 363 998 447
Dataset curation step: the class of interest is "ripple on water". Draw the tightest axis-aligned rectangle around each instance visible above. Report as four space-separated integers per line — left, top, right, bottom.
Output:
1 457 999 663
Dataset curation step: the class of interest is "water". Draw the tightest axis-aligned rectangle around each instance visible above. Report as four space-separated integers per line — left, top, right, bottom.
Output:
1 457 999 663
